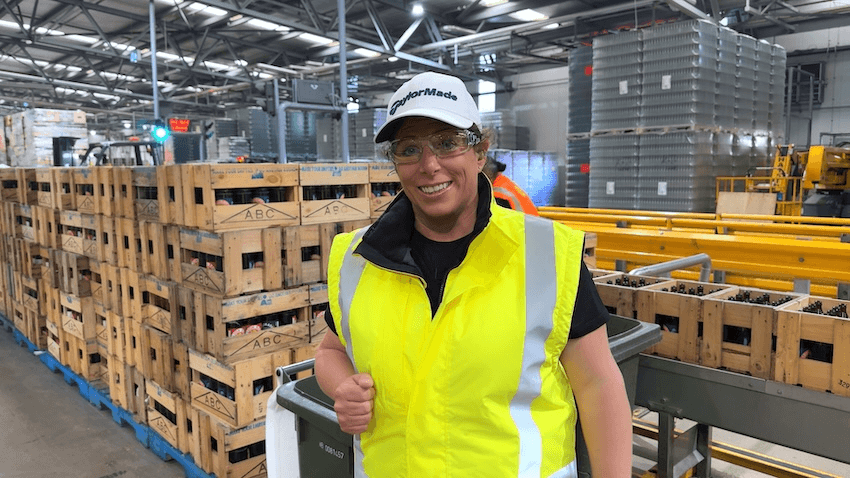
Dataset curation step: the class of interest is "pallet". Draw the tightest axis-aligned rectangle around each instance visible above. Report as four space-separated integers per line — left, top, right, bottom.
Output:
593 273 675 319
299 163 371 225
191 410 267 478
146 380 192 454
180 162 301 232
188 285 311 364
774 296 850 397
701 288 804 378
188 347 291 428
368 162 401 218
635 280 734 363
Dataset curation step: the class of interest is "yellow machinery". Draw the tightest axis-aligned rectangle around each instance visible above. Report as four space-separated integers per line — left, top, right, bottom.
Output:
716 144 850 217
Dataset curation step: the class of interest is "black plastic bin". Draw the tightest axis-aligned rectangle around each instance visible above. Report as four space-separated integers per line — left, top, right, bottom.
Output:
276 314 661 478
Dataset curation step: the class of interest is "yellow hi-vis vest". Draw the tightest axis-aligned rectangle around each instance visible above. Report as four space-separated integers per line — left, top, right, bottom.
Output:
328 204 585 478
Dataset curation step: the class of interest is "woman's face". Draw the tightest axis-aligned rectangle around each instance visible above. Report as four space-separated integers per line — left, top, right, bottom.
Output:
393 117 486 236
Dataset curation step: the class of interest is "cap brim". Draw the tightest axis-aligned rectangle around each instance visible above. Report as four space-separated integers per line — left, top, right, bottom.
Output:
374 108 475 143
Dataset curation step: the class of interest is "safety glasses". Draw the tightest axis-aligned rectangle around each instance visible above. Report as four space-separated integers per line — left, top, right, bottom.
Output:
386 130 481 165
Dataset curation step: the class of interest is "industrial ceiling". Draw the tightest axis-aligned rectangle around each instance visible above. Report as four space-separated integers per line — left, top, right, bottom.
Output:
0 0 848 125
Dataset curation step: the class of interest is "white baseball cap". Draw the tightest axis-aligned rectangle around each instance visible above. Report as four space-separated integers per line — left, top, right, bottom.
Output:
374 71 481 143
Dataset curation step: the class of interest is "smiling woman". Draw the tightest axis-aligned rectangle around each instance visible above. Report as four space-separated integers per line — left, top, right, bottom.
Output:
314 71 633 478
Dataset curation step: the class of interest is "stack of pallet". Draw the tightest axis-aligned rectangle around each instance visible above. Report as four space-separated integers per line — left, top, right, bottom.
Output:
2 109 89 167
592 270 850 398
0 161 401 478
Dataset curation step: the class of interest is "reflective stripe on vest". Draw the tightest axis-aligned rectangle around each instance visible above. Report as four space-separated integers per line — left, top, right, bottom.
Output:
494 185 523 211
337 227 370 478
510 215 558 477
339 227 369 371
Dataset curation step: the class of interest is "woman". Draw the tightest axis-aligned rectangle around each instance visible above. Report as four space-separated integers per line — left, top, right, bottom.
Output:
315 71 631 477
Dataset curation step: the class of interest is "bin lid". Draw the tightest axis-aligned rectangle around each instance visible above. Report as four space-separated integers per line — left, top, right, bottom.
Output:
607 314 662 363
277 377 352 443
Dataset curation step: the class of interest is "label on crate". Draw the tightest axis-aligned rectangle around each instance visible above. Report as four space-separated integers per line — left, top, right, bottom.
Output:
661 75 671 90
606 182 615 195
135 199 159 218
304 200 367 219
619 80 628 95
194 388 237 420
77 196 96 211
149 415 178 444
221 203 298 224
184 267 223 294
657 182 668 196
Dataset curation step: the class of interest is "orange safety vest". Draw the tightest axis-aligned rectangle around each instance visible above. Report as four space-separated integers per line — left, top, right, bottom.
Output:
492 174 539 216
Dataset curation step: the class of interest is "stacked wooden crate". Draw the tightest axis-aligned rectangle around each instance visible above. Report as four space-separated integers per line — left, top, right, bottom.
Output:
592 269 850 398
0 161 402 477
3 109 88 167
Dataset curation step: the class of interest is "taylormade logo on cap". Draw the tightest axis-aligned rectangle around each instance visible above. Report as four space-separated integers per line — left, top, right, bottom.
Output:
374 71 481 143
389 88 459 115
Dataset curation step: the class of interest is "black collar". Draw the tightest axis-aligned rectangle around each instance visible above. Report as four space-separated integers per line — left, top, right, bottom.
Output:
354 172 493 277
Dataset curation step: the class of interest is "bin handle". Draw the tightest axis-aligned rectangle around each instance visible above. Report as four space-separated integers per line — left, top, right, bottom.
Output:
275 359 316 387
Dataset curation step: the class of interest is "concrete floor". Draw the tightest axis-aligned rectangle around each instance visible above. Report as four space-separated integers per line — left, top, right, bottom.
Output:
0 324 185 478
1 318 848 478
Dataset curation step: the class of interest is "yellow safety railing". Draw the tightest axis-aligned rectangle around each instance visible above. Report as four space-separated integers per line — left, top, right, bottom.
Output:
538 207 850 298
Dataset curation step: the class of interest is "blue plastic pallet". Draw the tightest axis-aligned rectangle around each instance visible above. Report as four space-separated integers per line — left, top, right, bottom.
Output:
0 313 212 478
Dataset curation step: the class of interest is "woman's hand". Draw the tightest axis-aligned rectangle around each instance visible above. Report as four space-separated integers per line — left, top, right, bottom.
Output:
333 373 375 434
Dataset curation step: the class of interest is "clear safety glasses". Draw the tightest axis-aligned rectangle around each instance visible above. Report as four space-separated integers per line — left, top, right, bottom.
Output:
386 130 481 165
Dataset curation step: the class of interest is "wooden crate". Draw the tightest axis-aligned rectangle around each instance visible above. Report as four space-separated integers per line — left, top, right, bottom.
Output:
10 238 48 279
46 312 64 362
282 223 339 288
57 210 100 259
135 273 180 338
105 311 127 364
100 265 137 317
299 163 370 225
0 167 37 204
583 232 597 268
7 203 36 241
114 216 143 271
59 292 97 342
593 273 675 319
94 166 119 218
178 227 284 297
111 166 135 219
190 286 311 364
308 282 330 344
774 296 850 397
146 380 192 453
14 272 47 316
635 280 734 363
94 301 113 351
48 249 92 297
62 333 105 382
368 162 401 218
12 300 48 349
139 221 182 282
702 288 804 378
180 163 301 232
138 323 190 395
189 348 291 428
130 166 164 222
69 167 99 214
34 205 60 249
51 168 75 211
191 410 267 478
107 357 147 423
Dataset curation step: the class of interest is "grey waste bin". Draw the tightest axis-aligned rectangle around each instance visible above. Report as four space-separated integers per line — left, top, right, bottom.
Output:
276 314 661 478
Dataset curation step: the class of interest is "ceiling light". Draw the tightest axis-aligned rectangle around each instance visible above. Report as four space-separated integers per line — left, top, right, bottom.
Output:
247 18 289 32
510 9 547 22
299 33 333 45
388 56 399 62
481 0 508 6
411 4 424 16
354 48 380 58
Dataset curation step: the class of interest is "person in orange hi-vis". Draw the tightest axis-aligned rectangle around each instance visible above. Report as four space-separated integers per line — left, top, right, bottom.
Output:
482 156 540 215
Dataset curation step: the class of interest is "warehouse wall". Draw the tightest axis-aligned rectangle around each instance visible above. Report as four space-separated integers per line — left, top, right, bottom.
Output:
774 26 850 146
500 66 570 155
